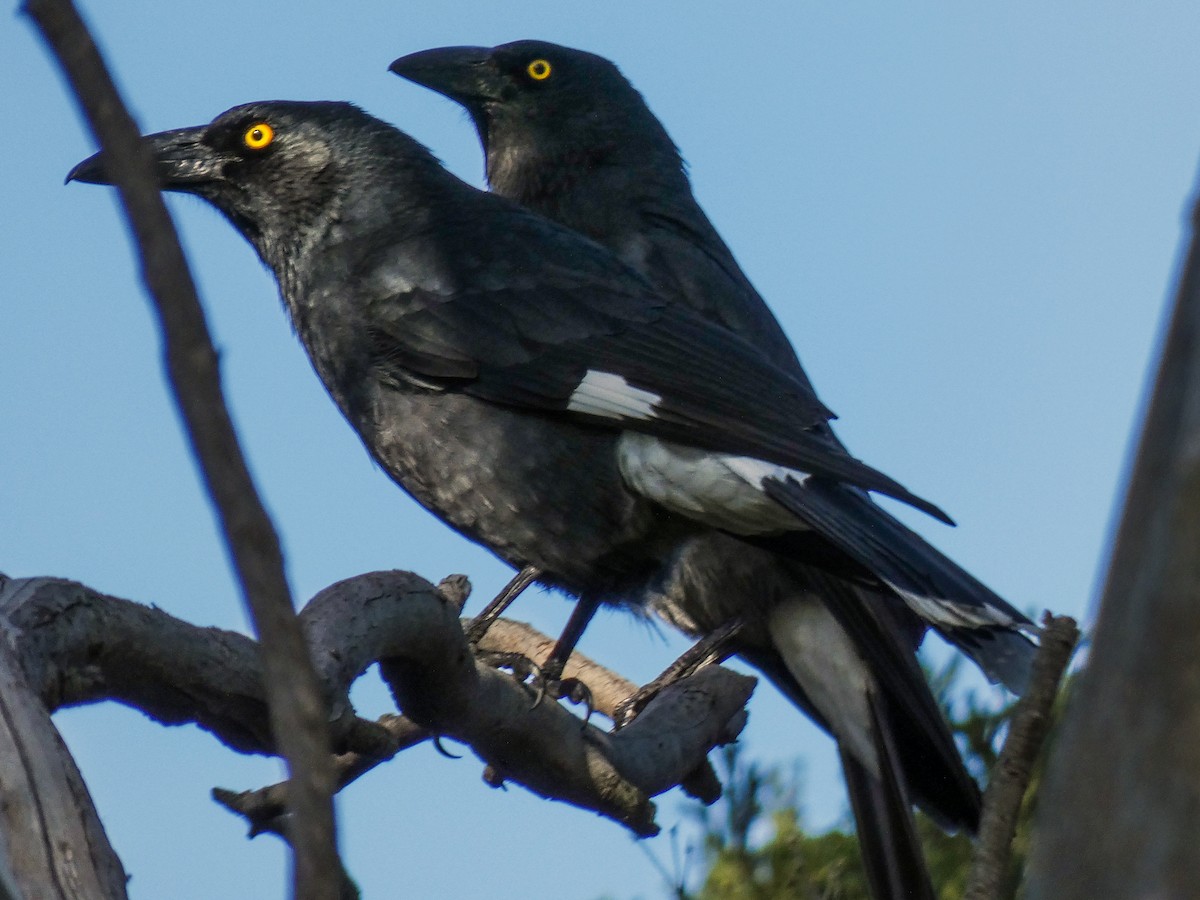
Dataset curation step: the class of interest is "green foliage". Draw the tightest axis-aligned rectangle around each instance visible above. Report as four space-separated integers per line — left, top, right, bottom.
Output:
697 801 873 900
644 662 1065 900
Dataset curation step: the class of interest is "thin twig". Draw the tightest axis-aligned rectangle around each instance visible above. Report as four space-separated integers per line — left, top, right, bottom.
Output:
20 3 340 896
965 613 1079 900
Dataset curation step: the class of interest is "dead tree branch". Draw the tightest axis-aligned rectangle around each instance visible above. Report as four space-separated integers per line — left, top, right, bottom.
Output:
965 613 1078 900
221 600 729 838
1025 189 1200 898
0 571 752 847
3 576 273 753
378 614 751 836
20 2 340 896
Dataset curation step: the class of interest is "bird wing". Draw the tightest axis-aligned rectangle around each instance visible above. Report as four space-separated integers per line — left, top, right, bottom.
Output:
365 264 950 522
638 200 809 377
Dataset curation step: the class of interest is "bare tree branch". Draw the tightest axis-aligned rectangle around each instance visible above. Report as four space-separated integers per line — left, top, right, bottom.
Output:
224 595 726 837
3 576 274 753
222 604 728 837
1 571 753 845
1025 189 1200 899
213 713 432 840
218 661 749 841
378 598 753 835
19 2 339 895
257 570 754 837
965 613 1078 900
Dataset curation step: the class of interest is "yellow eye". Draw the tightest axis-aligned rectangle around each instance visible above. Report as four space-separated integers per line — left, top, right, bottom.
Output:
243 122 274 150
526 59 552 81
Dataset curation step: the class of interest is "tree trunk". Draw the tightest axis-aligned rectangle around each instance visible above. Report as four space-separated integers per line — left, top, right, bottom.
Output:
0 594 128 899
1025 191 1200 898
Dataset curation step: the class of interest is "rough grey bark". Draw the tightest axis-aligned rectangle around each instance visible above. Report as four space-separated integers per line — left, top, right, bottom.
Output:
0 576 128 900
1024 191 1200 899
218 601 731 839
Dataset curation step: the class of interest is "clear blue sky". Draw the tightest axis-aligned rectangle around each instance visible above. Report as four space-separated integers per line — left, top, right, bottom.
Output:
3 3 1198 898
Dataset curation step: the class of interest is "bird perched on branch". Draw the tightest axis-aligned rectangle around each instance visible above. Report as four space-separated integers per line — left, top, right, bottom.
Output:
389 45 1043 897
69 100 1013 898
389 40 1038 694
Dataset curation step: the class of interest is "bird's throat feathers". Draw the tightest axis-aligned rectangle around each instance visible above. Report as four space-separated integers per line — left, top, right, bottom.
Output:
484 109 686 220
485 125 611 212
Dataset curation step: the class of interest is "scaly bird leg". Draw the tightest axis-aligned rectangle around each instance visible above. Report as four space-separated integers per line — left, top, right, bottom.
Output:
465 565 541 645
613 617 746 729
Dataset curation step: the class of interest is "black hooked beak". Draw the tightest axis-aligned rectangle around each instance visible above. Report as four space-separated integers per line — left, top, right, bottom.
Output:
67 124 226 189
389 45 501 107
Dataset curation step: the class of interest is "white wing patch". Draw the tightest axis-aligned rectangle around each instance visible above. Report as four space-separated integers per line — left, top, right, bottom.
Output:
567 370 662 421
617 433 804 534
886 582 1021 630
723 456 807 488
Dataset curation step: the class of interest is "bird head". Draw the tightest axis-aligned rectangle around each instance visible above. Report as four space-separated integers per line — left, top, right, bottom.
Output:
68 100 439 271
389 40 678 180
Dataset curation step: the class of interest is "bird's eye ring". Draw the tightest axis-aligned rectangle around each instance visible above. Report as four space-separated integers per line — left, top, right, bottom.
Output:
243 122 275 151
526 59 552 81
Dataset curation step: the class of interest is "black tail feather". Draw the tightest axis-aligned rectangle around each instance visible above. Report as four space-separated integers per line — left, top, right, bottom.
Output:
842 697 937 900
741 570 982 833
763 476 1038 694
815 576 983 833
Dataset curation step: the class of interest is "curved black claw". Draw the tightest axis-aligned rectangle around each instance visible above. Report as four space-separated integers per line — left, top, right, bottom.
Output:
554 677 595 728
528 678 547 711
478 649 540 682
476 649 544 707
432 736 463 759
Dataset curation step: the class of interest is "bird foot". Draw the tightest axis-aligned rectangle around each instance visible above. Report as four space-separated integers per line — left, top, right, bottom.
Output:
476 651 593 723
476 649 542 687
542 676 594 726
529 654 595 725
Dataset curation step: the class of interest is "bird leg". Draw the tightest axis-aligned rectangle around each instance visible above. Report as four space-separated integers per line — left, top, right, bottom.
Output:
465 566 541 644
531 593 603 718
612 617 746 729
469 567 555 696
540 593 602 684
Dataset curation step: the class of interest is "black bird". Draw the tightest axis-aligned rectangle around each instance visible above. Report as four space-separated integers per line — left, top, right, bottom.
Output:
69 101 987 899
389 45 1042 897
388 41 1038 694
